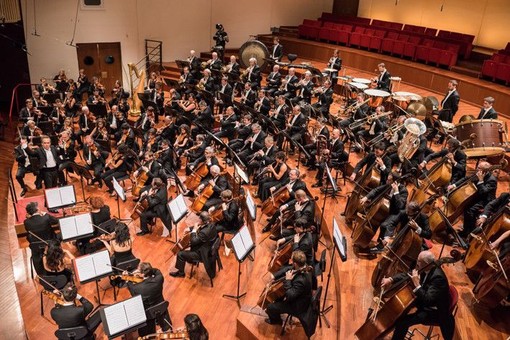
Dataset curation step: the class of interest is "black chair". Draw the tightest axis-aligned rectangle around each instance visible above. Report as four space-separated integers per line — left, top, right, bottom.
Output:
54 326 91 340
29 241 47 279
145 300 172 330
39 274 69 316
190 237 222 287
111 257 141 300
281 286 323 338
314 249 327 282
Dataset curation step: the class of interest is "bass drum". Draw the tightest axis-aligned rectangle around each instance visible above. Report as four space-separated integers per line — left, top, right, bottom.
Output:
238 39 270 69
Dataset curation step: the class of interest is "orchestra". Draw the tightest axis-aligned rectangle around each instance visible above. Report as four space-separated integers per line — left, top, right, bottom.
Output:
11 47 510 340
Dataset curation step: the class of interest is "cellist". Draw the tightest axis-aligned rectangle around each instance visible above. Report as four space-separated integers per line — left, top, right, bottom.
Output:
350 142 391 184
419 138 466 185
380 251 455 340
273 219 315 271
132 152 163 202
476 192 510 231
137 178 173 236
189 165 230 211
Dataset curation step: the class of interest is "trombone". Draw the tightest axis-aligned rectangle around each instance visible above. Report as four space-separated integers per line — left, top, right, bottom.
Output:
348 110 393 130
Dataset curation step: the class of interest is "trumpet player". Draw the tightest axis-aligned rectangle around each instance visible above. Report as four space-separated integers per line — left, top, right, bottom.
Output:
290 71 314 105
274 67 298 99
311 79 334 119
356 105 388 147
264 64 282 97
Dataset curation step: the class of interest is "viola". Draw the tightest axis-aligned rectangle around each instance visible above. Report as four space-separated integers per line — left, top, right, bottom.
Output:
110 274 144 284
138 328 189 339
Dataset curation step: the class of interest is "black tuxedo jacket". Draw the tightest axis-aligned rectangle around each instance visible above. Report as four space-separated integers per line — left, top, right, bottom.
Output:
221 200 241 231
229 62 241 77
24 213 58 242
15 145 29 167
127 269 166 309
288 113 306 136
483 192 510 217
220 113 237 134
147 187 170 222
247 65 261 84
266 72 282 88
243 89 257 108
327 57 342 72
424 148 466 183
83 143 107 165
25 145 61 168
283 232 314 265
190 223 217 278
298 81 314 101
287 198 315 226
51 297 94 331
271 44 284 61
454 172 497 206
259 145 278 166
377 71 392 92
389 212 432 240
283 270 313 316
366 183 408 215
477 107 497 120
441 90 460 116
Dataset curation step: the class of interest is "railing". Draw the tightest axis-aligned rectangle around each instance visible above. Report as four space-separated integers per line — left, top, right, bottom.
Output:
145 39 163 73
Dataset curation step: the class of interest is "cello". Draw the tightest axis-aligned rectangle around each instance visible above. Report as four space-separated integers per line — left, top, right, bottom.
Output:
355 255 459 340
132 165 149 197
184 161 209 191
190 183 215 213
472 252 510 308
261 186 291 216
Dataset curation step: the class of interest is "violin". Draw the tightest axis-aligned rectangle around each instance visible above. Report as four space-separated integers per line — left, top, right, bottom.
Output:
109 274 144 284
138 329 189 339
41 290 80 306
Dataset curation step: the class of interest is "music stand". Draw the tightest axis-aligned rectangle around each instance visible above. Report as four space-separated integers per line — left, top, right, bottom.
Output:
320 217 347 327
112 177 131 223
100 295 147 339
69 162 93 203
87 104 107 118
234 163 249 196
59 213 94 242
319 164 341 230
45 185 77 214
245 190 257 221
163 78 180 89
167 194 189 245
223 225 255 305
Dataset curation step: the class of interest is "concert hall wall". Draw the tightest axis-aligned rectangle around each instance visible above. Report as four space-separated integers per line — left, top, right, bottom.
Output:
21 0 333 85
358 0 509 50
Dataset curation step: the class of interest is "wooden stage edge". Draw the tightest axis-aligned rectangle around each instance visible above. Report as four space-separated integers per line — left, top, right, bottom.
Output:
0 139 27 339
255 34 510 117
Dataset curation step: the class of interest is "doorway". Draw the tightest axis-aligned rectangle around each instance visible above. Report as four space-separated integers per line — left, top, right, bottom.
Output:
76 42 122 96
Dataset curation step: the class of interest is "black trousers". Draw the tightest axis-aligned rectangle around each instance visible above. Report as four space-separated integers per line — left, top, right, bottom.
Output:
40 167 58 188
266 300 298 323
16 165 32 189
137 311 172 336
101 169 126 192
462 202 485 237
175 250 201 273
392 309 454 340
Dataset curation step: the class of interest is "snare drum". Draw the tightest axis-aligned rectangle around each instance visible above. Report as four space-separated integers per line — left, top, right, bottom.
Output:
364 89 391 108
454 119 504 148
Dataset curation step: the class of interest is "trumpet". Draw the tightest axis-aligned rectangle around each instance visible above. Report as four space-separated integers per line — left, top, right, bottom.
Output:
312 86 325 95
348 110 393 130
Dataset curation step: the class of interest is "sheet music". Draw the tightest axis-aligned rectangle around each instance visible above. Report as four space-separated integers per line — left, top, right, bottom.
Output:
112 177 126 201
46 185 76 208
240 225 253 250
123 295 147 327
59 216 79 240
245 192 256 220
59 185 76 206
75 256 96 282
45 188 62 209
103 303 130 335
168 194 188 223
333 218 346 257
232 226 254 261
92 250 112 277
75 213 94 235
231 233 245 258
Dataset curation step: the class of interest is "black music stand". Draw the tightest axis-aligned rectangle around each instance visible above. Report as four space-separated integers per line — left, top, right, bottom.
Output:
223 226 255 306
319 164 341 229
202 126 246 169
320 218 347 327
69 162 93 203
164 78 180 89
112 177 131 223
87 104 107 118
42 93 62 105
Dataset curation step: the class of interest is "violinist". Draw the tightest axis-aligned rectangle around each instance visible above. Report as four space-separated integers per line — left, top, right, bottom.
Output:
89 118 109 142
14 136 34 197
76 196 111 254
191 165 230 211
50 99 67 131
76 106 95 148
63 91 77 116
257 151 288 201
87 89 106 106
265 250 313 325
350 142 391 184
51 283 103 339
100 222 137 270
101 144 130 196
420 138 466 185
83 135 107 188
359 172 408 253
312 128 348 188
170 212 217 279
248 135 278 182
264 64 282 97
158 115 177 144
43 239 75 285
126 262 173 336
274 219 314 269
141 128 160 155
311 79 334 120
174 124 192 157
184 313 209 340
107 105 125 136
37 77 56 95
133 152 163 200
90 76 105 97
290 71 313 105
31 90 48 107
138 177 173 236
210 189 242 233
116 123 136 149
21 119 38 139
136 106 157 140
24 202 58 274
76 69 90 101
380 251 454 340
19 99 35 122
447 161 497 239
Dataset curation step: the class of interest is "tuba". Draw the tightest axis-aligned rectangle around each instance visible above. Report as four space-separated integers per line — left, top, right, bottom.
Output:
397 118 427 162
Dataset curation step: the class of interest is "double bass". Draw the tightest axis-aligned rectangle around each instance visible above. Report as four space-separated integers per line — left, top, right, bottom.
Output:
261 185 290 216
472 252 510 308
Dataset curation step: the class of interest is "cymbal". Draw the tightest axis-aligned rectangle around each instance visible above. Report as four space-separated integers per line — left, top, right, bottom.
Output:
424 96 439 112
407 103 427 118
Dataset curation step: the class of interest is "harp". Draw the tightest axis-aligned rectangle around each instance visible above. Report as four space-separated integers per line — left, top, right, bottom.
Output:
128 63 146 116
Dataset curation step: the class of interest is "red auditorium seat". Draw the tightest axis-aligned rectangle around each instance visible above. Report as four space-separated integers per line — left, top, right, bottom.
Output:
495 63 510 85
492 53 506 63
359 28 375 49
481 60 498 81
403 36 421 59
381 31 399 54
318 22 336 42
349 26 365 47
369 30 386 52
427 48 441 66
424 28 437 36
438 50 455 69
333 30 350 45
392 34 410 57
415 39 435 62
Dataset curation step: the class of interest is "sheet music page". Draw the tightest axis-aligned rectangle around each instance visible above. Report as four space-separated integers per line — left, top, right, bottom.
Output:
75 255 96 282
123 295 147 327
333 219 346 255
112 177 126 201
176 195 188 215
45 188 62 209
59 185 76 206
59 216 78 240
75 213 94 236
240 226 254 250
92 250 112 277
103 303 129 336
231 232 246 260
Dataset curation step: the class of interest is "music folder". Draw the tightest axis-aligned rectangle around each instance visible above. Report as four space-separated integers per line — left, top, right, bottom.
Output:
245 190 256 221
100 295 147 338
332 218 348 262
59 212 94 241
45 185 77 209
74 249 113 284
231 225 255 262
168 194 188 224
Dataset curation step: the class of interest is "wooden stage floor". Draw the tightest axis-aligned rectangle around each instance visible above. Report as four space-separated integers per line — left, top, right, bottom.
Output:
5 68 510 339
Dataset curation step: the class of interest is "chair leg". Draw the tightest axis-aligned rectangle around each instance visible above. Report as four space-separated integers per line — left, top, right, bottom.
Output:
40 291 44 316
281 315 291 335
30 256 34 280
217 255 223 271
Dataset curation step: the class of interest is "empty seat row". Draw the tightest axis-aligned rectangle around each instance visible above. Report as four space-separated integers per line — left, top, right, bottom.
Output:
481 52 510 85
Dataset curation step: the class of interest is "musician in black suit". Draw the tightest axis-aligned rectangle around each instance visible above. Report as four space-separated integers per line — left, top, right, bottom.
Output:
132 151 162 195
51 284 102 340
214 105 237 140
284 105 306 154
192 101 214 137
126 262 172 336
170 212 217 279
237 123 266 164
207 52 222 72
199 69 216 94
76 106 94 147
275 67 299 99
477 96 497 119
291 71 314 105
357 105 388 145
248 135 278 180
420 138 466 185
273 220 315 274
240 82 257 108
438 80 460 122
135 106 156 137
381 251 454 340
374 62 392 92
188 50 202 81
270 36 284 61
311 79 334 119
15 136 34 197
228 114 253 152
83 136 108 187
264 64 282 97
215 77 233 112
137 178 172 236
245 57 261 88
269 96 288 131
24 201 59 273
350 142 391 184
313 129 348 187
226 55 241 80
477 192 510 228
339 92 370 132
448 161 497 238
325 49 342 84
195 165 231 211
254 90 271 116
210 189 242 233
279 190 315 233
19 99 35 121
265 250 313 325
24 135 61 189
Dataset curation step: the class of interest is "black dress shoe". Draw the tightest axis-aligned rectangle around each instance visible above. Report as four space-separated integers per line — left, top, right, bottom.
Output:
312 182 323 188
264 318 281 325
136 231 149 236
20 188 27 197
133 197 139 202
169 271 185 278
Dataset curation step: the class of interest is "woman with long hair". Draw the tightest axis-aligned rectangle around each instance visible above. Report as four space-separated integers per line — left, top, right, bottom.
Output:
43 239 75 284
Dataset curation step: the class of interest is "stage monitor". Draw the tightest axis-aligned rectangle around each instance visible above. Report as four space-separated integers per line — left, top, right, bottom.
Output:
45 185 76 209
59 212 94 241
100 295 147 338
112 177 126 202
74 249 113 283
333 218 347 262
245 190 256 221
168 194 188 224
231 225 255 262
